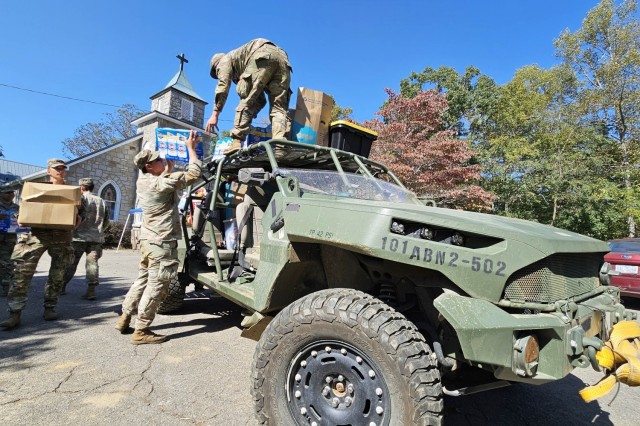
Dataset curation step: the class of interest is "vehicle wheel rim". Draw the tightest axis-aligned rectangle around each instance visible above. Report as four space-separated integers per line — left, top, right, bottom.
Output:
286 339 390 426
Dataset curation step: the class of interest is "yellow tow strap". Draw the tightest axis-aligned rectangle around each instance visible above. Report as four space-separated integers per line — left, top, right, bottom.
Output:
579 320 640 402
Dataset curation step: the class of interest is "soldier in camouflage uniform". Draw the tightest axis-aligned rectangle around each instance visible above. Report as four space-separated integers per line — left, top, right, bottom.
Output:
61 178 109 300
1 159 81 330
115 130 201 345
206 38 292 155
0 186 20 297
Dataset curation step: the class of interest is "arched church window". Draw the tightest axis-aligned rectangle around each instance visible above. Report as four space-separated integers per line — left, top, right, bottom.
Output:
100 184 117 220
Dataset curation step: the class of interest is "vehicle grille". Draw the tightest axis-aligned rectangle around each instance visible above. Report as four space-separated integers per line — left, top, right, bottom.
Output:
503 253 602 304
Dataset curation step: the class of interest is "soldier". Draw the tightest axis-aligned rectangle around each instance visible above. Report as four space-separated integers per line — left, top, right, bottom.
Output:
1 159 81 330
206 38 292 155
61 178 109 300
115 130 202 345
0 185 20 297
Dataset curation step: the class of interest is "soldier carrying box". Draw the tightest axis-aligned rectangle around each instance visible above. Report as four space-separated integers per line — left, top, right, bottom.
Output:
1 159 84 330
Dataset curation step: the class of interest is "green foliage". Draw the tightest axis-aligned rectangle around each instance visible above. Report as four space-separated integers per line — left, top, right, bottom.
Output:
331 104 353 122
102 221 131 249
61 104 145 158
554 0 640 236
400 66 499 137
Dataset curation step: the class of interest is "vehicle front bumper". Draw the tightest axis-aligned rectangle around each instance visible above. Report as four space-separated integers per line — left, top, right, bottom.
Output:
434 287 634 384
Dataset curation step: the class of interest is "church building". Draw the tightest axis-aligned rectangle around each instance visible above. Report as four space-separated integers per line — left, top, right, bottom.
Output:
20 54 208 222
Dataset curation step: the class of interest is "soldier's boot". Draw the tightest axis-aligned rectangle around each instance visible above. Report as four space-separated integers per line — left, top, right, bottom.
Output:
223 138 243 156
43 307 58 321
115 314 132 333
81 286 97 301
1 311 21 330
131 329 168 345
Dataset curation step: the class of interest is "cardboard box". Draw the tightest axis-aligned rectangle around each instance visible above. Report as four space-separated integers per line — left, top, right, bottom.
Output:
0 205 19 233
212 137 234 160
291 87 334 146
155 128 205 163
18 182 81 230
243 125 272 148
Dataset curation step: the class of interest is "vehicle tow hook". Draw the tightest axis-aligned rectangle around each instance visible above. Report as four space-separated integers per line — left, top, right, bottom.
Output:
582 337 603 372
579 320 640 402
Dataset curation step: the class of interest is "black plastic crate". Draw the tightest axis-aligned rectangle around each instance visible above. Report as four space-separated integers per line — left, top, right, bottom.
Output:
329 120 377 158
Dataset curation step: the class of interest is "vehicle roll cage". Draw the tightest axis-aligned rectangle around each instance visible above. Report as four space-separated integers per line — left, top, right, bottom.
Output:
180 139 405 280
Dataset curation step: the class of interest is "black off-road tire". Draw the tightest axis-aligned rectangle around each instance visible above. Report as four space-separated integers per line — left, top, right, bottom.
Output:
251 289 443 425
157 276 185 314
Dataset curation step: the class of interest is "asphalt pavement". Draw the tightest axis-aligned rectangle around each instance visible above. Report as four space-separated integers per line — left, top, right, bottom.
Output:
1 249 639 425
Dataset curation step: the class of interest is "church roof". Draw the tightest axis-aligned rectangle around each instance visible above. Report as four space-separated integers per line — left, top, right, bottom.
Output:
151 68 206 103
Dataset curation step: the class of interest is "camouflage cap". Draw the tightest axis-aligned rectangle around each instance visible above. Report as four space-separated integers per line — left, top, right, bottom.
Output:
78 178 94 186
48 158 67 169
134 149 161 170
210 53 225 78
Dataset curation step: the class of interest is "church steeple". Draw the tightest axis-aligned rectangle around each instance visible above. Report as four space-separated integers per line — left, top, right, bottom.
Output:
149 53 207 128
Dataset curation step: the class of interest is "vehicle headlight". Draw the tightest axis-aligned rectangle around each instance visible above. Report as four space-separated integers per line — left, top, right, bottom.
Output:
419 227 433 240
390 221 405 235
451 232 465 246
513 334 539 377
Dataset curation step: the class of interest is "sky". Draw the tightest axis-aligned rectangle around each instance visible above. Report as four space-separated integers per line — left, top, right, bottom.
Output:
0 0 601 167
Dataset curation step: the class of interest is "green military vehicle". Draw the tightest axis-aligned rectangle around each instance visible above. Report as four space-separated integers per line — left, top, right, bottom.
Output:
163 139 635 425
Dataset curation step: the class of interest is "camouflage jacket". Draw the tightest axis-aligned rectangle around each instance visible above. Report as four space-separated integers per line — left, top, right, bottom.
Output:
138 160 202 245
213 38 277 112
73 192 109 243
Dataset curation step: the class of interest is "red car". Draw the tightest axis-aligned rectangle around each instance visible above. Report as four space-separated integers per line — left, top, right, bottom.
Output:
605 238 640 298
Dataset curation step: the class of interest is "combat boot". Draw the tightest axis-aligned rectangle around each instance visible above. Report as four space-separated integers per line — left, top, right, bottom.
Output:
115 314 131 333
131 329 168 345
81 286 96 300
43 307 58 321
1 311 21 330
223 138 242 156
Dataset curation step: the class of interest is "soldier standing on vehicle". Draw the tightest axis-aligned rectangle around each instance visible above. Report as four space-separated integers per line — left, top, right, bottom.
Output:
115 130 202 345
1 159 81 330
61 178 109 300
0 186 19 297
206 38 292 155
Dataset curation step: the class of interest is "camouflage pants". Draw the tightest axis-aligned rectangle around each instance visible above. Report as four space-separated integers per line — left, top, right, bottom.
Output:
7 233 74 312
232 43 292 141
0 233 17 295
62 241 103 288
121 240 179 331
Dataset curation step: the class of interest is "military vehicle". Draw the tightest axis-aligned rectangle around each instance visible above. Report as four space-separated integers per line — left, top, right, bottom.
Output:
163 139 636 425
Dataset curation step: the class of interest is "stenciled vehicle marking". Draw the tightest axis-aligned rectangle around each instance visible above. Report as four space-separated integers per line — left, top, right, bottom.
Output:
381 236 507 276
309 229 334 239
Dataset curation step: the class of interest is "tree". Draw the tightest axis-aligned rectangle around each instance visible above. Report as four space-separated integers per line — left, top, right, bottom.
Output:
479 64 625 238
555 0 640 237
399 66 499 137
61 104 145 158
367 89 494 210
331 104 353 122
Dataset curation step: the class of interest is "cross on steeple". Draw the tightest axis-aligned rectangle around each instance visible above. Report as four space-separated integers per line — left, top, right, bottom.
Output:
176 53 189 71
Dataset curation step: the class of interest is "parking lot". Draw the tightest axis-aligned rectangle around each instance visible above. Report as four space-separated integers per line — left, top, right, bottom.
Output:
1 249 639 425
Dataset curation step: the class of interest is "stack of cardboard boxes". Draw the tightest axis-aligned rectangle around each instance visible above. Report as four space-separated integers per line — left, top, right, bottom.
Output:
18 182 81 230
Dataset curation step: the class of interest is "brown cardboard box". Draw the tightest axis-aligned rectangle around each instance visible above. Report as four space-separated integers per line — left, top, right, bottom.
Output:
18 182 81 230
291 87 334 147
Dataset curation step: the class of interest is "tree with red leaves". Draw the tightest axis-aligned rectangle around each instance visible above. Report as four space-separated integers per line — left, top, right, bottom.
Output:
366 89 494 211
